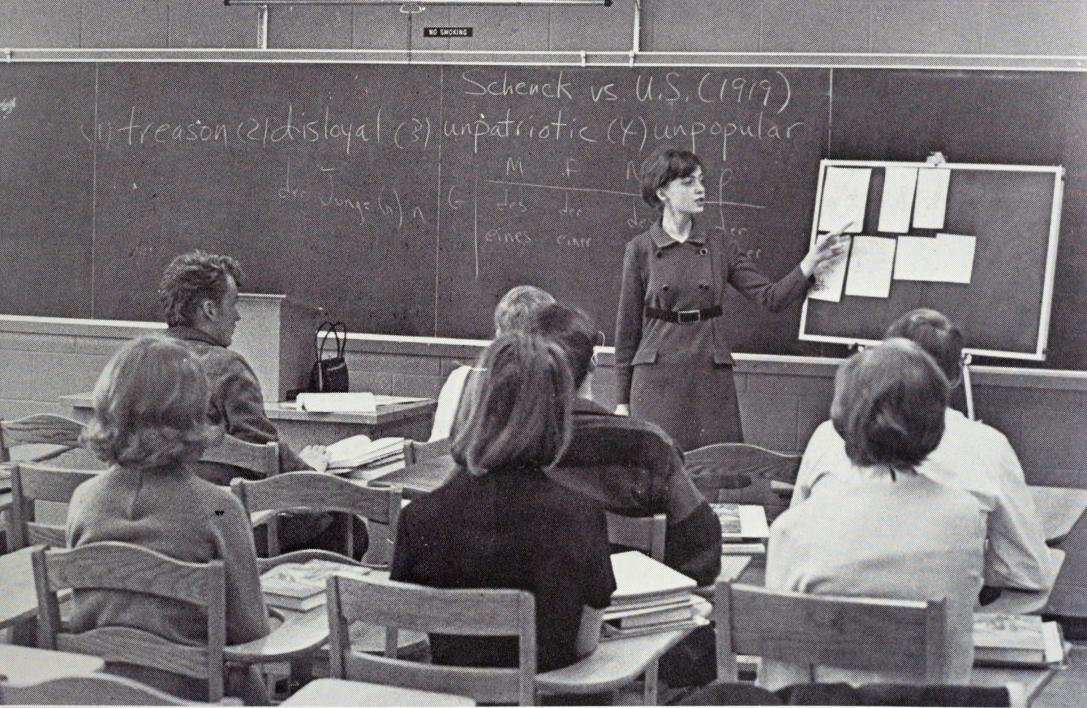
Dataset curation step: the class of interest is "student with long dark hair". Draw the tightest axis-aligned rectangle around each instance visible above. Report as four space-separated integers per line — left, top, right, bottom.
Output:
391 333 616 672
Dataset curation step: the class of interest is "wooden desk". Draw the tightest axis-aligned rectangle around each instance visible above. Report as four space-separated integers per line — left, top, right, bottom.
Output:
366 454 456 498
971 663 1055 706
281 678 474 706
61 394 438 448
0 645 104 684
1029 485 1087 543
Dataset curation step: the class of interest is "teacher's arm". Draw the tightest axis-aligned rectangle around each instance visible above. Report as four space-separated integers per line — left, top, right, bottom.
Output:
727 230 849 312
614 240 645 415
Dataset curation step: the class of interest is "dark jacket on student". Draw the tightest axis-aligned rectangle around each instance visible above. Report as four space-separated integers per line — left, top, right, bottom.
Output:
390 464 616 673
165 325 309 482
548 397 722 587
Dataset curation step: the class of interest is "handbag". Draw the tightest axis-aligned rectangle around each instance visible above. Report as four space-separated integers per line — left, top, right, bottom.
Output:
309 321 349 393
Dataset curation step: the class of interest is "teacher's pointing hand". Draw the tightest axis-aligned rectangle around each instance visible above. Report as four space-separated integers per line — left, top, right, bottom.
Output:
800 224 852 278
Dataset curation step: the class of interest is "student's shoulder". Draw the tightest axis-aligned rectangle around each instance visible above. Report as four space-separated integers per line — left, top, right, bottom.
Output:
181 471 247 513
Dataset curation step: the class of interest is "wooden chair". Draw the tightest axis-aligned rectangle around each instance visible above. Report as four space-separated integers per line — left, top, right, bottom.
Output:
0 672 240 705
201 436 280 477
714 580 949 684
32 541 229 702
230 471 401 566
0 415 87 552
0 414 86 464
328 575 689 706
605 511 667 562
9 463 98 550
686 443 802 519
327 574 535 705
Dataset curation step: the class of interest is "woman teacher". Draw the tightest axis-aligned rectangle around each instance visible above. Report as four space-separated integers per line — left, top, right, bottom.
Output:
614 146 848 450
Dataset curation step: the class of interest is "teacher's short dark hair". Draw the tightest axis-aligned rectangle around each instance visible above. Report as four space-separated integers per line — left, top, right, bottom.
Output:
831 338 949 470
884 308 964 384
159 250 244 327
640 146 704 211
525 303 597 389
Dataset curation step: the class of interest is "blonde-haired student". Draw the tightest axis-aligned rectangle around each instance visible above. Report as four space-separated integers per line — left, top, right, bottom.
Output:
69 335 270 703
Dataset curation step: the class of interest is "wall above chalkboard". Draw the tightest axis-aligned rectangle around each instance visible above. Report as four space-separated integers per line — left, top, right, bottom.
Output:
1 62 1086 369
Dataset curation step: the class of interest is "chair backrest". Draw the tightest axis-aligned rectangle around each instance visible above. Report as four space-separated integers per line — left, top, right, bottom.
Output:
230 471 401 562
327 574 535 706
9 463 99 550
605 511 667 562
200 435 280 477
686 443 801 508
0 672 214 705
715 581 948 685
32 541 228 702
0 414 86 463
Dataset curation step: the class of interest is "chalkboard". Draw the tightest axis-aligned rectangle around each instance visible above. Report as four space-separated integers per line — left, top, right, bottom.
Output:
1 63 1086 369
800 161 1062 360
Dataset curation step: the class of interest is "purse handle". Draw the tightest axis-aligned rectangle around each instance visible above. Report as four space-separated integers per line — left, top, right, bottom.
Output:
316 321 347 360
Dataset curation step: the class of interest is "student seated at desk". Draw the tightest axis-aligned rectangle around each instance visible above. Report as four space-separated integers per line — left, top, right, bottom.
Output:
760 339 985 689
68 336 270 704
158 250 326 482
392 333 616 672
428 285 555 441
159 251 356 556
792 309 1052 594
526 303 722 586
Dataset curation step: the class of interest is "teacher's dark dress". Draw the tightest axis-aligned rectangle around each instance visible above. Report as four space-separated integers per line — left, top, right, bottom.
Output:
615 223 810 451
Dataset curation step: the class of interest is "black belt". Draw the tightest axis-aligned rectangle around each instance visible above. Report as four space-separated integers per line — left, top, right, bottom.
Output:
645 305 722 324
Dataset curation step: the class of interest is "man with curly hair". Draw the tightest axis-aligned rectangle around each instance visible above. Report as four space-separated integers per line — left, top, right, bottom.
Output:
158 251 321 483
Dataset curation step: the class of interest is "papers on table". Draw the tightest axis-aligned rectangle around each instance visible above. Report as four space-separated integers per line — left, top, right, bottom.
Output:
807 233 852 303
844 236 897 298
818 167 870 233
877 167 917 233
913 168 952 229
894 233 976 284
293 393 428 414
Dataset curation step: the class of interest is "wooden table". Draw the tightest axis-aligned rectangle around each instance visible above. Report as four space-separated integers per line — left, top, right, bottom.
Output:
281 677 474 706
61 394 438 449
0 645 105 684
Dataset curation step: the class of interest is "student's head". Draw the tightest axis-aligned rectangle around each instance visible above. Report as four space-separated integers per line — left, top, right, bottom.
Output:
451 332 574 477
831 338 949 470
82 336 221 470
159 250 244 346
640 146 705 213
884 308 964 387
492 285 556 337
524 303 598 394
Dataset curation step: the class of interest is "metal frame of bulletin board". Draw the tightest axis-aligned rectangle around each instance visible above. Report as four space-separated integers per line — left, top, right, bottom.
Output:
799 159 1064 362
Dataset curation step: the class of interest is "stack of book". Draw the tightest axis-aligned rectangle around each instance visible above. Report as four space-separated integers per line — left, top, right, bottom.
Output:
0 462 11 492
310 435 406 473
294 392 426 414
711 502 770 555
973 613 1066 668
602 551 699 640
260 559 372 611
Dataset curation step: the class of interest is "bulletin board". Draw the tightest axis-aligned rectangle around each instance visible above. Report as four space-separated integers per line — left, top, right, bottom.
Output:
799 159 1064 361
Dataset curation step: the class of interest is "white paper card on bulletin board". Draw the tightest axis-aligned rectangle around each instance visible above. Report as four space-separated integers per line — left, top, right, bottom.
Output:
844 236 897 298
894 233 977 284
913 168 952 229
807 233 852 303
818 167 870 233
878 167 918 233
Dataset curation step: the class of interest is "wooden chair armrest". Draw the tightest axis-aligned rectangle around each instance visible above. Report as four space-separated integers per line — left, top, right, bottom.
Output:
224 607 329 665
535 619 704 695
